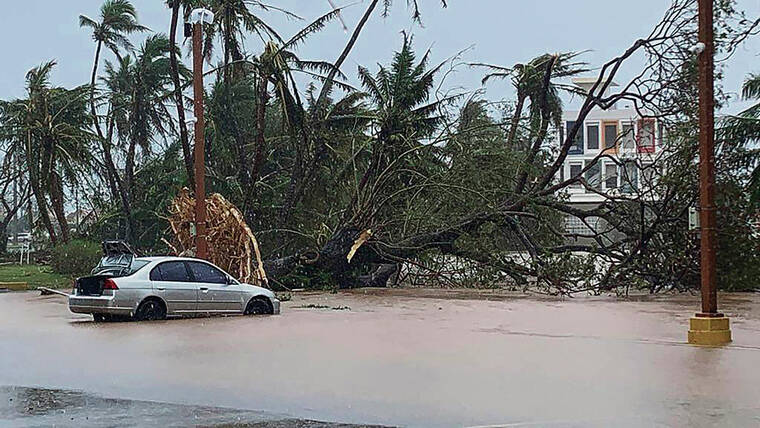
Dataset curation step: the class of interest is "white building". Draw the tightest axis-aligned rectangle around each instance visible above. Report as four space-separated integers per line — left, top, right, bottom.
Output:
558 77 664 236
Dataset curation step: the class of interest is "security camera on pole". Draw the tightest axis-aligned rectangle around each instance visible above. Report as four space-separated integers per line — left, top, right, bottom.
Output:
188 8 214 260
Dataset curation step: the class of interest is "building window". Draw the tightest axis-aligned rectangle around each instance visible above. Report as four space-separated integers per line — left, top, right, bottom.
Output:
587 123 599 150
620 161 638 193
621 122 635 151
585 161 602 191
604 162 618 189
569 162 583 188
637 118 655 153
564 216 600 235
567 121 584 154
603 122 618 152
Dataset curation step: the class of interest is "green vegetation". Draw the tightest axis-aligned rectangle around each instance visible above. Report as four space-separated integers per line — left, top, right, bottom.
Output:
0 0 758 294
50 240 101 277
0 264 73 289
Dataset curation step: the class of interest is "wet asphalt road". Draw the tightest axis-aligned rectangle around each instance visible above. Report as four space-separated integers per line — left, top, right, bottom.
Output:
2 289 760 427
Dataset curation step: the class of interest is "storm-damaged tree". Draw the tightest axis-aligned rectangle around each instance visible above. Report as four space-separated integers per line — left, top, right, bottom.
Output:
263 0 760 293
100 34 185 241
0 62 93 244
0 154 30 254
79 0 147 237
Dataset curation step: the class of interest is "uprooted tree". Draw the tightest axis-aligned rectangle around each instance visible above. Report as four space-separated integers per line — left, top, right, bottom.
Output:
256 1 760 293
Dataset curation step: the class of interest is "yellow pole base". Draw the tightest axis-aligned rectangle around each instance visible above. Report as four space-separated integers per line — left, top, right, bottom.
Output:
688 316 732 346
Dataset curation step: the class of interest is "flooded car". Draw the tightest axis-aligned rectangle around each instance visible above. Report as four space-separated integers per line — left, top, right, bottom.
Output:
68 241 279 322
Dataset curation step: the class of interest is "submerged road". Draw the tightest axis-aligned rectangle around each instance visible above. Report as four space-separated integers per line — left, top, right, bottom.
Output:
1 289 760 427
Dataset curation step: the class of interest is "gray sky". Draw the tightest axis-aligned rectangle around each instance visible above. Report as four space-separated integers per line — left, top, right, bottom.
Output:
1 0 759 112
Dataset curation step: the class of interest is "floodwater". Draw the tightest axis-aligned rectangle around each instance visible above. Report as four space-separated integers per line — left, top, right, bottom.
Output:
1 289 760 427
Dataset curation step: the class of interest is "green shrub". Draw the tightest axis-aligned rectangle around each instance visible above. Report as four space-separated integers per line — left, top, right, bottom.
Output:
50 240 101 277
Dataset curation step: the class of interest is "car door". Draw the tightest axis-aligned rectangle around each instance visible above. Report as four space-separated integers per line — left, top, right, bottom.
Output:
187 261 241 313
150 261 197 314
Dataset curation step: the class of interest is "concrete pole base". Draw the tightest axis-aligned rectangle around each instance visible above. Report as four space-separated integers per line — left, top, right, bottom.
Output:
688 316 732 346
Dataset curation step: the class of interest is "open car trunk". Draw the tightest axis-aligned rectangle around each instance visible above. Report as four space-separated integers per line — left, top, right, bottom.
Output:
76 275 116 296
74 241 138 296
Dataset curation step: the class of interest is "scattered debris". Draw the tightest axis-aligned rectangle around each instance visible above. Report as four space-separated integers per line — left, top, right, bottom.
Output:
294 304 351 311
168 189 268 287
38 287 69 297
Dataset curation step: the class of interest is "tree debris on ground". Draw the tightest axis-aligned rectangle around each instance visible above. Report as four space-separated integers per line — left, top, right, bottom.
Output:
167 188 268 287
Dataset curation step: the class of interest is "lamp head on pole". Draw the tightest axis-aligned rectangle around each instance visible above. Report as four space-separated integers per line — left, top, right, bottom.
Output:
189 8 214 25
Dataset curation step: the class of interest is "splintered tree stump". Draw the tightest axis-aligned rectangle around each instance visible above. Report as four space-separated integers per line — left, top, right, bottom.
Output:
168 188 268 287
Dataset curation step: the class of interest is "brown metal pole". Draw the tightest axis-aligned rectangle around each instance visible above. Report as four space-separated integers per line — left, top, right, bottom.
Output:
192 22 208 259
697 0 719 316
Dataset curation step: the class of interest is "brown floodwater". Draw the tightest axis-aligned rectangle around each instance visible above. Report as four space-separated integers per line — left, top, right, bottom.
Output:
1 289 760 427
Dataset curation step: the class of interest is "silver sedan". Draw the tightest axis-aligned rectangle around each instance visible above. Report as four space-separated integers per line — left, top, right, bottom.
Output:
69 256 280 321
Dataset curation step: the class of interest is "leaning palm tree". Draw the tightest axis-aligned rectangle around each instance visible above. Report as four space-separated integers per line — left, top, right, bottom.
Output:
0 62 93 243
245 8 346 184
79 0 147 204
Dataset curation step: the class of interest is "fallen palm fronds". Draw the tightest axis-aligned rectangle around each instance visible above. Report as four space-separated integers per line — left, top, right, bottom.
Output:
168 188 268 287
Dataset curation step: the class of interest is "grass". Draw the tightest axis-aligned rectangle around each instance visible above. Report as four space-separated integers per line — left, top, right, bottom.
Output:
0 264 73 290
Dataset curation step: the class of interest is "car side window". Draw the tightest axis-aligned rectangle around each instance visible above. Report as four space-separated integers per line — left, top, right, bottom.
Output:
187 262 227 284
149 266 162 281
154 262 191 282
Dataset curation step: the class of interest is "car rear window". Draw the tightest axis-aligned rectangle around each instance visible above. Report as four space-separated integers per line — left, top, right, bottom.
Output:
126 260 150 275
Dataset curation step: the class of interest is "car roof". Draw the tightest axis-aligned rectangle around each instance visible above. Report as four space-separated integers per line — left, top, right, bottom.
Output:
135 256 207 263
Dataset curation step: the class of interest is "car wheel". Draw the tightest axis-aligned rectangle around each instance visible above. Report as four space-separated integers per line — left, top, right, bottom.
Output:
93 313 109 322
134 299 167 321
244 297 272 315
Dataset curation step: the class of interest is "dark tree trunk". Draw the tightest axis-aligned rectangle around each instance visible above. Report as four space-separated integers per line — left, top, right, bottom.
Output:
29 176 56 245
250 77 269 185
169 0 195 190
48 172 69 243
0 223 7 255
506 92 526 147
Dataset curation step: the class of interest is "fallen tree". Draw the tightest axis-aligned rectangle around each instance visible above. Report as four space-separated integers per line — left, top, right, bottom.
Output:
260 1 760 293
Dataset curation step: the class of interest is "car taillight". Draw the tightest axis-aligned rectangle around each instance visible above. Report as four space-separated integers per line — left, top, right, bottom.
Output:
103 279 119 290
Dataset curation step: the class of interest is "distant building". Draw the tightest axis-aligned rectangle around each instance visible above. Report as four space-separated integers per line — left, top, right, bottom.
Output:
557 77 664 240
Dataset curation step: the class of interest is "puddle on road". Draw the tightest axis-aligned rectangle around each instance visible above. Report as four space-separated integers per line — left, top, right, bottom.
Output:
0 386 386 427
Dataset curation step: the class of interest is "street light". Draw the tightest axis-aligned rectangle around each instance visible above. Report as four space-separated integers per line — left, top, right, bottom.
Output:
688 0 731 345
189 8 214 260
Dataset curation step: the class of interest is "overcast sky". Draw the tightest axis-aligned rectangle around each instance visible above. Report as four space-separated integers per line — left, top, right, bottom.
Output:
1 0 759 113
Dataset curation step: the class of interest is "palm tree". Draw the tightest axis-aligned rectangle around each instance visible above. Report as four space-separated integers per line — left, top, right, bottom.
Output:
79 0 147 206
722 73 760 205
473 52 588 148
245 8 345 185
353 35 454 218
204 0 292 82
0 62 93 243
102 34 183 240
166 0 197 189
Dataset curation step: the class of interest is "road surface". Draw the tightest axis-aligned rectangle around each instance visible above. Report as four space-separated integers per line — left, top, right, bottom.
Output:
1 289 760 427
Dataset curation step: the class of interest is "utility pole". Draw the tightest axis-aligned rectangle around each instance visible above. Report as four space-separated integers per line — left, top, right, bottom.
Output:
189 8 214 259
688 0 731 345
